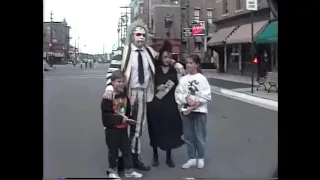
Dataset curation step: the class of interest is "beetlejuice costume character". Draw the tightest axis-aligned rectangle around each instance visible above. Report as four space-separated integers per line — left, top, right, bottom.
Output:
103 19 184 171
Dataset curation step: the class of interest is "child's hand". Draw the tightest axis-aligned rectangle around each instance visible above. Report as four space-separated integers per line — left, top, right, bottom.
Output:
193 101 202 107
127 119 138 125
186 95 196 106
123 116 137 125
122 116 129 123
183 106 195 115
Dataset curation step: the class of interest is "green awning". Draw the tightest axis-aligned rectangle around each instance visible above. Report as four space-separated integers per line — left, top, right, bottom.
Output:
255 21 278 44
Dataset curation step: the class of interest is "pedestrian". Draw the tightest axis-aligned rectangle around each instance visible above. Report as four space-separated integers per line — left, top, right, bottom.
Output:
101 70 143 179
174 54 211 169
102 19 185 171
147 39 184 168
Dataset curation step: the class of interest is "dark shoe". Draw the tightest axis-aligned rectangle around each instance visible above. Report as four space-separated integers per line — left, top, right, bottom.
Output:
152 156 159 167
117 156 124 172
166 150 175 168
166 157 175 168
152 147 159 167
133 154 151 171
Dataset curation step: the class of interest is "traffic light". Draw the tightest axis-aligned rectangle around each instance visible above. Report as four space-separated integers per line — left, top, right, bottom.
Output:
252 58 258 64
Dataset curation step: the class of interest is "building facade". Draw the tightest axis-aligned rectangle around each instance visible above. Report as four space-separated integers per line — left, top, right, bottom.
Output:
130 0 217 62
130 0 151 45
43 19 71 64
180 0 215 63
207 0 276 76
149 0 181 60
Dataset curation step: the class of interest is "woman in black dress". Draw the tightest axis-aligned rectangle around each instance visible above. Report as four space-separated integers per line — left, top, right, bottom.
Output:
147 40 184 168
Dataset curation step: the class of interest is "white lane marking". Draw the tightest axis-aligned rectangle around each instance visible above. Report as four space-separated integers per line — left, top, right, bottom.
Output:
221 88 278 108
211 88 278 112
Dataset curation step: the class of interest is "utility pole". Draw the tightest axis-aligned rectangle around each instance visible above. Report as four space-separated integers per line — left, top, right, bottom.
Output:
78 37 80 61
120 6 130 40
74 38 77 64
119 18 123 47
103 44 105 54
49 11 54 66
117 20 121 48
186 0 190 54
120 6 130 48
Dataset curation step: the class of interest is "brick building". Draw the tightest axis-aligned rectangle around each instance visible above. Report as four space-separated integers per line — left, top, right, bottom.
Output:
130 0 181 61
180 0 215 63
130 0 217 62
207 0 276 76
43 19 71 64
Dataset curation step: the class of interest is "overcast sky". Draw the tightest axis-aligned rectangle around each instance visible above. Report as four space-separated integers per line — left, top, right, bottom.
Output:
44 0 130 54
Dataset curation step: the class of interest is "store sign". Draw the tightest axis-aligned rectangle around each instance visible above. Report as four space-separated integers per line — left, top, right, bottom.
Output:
183 27 192 38
191 21 206 36
246 0 258 11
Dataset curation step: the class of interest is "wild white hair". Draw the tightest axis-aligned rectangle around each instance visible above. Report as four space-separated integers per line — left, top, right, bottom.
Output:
125 19 149 46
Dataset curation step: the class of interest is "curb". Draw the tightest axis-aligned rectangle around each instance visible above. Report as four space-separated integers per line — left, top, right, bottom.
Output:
210 86 278 111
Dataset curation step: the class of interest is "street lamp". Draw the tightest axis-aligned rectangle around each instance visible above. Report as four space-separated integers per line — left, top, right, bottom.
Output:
117 27 120 48
118 19 121 48
49 43 52 54
62 47 66 63
48 43 53 66
170 0 179 4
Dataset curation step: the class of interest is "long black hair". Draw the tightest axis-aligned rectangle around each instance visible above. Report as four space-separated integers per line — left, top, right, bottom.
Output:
187 54 202 73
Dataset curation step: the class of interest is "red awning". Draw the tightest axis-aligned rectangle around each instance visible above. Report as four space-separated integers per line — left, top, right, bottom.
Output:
226 21 268 44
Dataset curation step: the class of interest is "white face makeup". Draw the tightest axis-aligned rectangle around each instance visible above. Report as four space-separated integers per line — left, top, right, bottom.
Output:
133 27 146 48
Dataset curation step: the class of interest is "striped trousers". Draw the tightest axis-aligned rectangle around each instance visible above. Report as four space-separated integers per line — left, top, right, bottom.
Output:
128 88 147 154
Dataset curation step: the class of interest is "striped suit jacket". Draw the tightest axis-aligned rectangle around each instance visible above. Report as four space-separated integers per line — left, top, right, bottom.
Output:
105 44 158 102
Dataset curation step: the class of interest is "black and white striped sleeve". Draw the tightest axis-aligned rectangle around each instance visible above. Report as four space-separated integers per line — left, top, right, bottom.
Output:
106 59 122 86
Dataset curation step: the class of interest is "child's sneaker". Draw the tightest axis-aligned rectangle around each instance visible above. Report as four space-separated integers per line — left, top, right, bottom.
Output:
108 172 121 179
181 159 197 169
124 171 143 178
197 159 205 169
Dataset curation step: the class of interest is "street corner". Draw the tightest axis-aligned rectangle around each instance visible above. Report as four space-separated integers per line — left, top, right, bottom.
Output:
210 85 223 94
220 89 278 111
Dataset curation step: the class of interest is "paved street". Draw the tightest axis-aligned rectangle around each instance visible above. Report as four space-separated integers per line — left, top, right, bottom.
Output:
207 78 254 89
44 64 278 179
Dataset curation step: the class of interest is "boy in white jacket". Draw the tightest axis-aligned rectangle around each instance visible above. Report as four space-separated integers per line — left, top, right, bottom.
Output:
175 54 211 169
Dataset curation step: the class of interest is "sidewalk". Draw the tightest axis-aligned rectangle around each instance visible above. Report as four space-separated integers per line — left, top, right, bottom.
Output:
203 69 278 111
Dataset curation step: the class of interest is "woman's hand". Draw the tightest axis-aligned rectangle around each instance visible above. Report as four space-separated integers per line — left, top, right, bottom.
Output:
157 84 168 91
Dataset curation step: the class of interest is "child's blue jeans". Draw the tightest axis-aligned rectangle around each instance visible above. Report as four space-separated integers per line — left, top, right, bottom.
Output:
181 112 207 159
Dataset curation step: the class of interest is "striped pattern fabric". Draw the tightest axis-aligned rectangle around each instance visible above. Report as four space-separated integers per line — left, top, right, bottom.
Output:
106 60 122 85
128 88 147 154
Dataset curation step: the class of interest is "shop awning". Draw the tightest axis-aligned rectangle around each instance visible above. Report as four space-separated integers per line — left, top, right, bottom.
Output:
207 26 237 46
172 46 180 54
255 21 278 44
225 21 268 44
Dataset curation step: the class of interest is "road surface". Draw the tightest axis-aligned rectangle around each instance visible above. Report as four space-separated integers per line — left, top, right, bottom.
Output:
44 64 277 179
